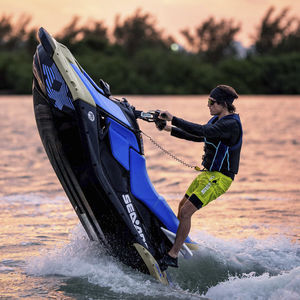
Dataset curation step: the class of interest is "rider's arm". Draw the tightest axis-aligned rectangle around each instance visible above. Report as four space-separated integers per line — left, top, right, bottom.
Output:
172 116 236 140
171 127 204 142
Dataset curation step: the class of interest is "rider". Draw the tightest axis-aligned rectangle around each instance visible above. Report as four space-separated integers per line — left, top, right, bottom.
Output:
156 85 243 268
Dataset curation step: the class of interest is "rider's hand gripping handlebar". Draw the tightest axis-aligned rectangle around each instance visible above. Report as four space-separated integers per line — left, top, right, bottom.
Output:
135 110 167 131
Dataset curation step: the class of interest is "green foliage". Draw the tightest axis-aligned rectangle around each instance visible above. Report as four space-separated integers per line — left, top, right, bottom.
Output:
6 53 32 94
56 16 109 53
0 7 299 94
113 9 171 55
215 53 300 94
0 51 12 90
181 17 241 62
254 7 300 55
0 50 32 93
254 53 300 94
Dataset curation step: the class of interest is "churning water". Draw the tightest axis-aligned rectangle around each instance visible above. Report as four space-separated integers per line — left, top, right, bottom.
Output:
0 95 299 299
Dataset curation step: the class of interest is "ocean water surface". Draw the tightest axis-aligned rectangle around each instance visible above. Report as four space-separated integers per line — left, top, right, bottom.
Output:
0 95 299 299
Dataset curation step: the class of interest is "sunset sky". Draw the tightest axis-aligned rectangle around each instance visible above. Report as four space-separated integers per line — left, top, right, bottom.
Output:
0 0 299 47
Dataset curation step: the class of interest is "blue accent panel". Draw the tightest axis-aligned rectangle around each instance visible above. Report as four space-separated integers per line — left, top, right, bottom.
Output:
129 148 193 243
210 141 220 171
71 63 131 127
219 148 229 171
81 68 105 94
42 63 74 110
107 118 139 170
227 151 230 170
204 137 217 148
210 142 229 171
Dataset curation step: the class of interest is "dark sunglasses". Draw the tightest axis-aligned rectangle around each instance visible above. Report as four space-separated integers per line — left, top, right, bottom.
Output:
208 98 218 106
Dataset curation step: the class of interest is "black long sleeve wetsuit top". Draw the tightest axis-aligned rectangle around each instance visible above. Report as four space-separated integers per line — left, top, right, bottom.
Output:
170 114 243 180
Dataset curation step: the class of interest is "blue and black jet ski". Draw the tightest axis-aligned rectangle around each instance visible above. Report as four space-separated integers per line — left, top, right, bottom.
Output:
32 28 197 284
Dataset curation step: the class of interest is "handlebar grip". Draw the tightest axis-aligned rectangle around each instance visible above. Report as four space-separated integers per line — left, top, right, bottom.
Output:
134 110 143 119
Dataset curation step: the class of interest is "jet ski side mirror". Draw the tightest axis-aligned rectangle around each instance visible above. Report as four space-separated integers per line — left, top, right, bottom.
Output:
99 79 112 97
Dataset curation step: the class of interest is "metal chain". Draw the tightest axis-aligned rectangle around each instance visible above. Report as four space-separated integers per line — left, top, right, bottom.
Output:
140 130 201 171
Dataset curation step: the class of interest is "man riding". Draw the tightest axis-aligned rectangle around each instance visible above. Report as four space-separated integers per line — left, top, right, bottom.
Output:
156 85 243 268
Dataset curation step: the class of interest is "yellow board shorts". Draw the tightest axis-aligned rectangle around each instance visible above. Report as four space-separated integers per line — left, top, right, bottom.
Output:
185 171 232 209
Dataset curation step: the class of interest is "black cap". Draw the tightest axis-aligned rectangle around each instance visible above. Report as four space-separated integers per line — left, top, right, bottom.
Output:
209 85 238 104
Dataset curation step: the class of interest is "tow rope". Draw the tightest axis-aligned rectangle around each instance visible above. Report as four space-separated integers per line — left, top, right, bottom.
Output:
140 130 202 172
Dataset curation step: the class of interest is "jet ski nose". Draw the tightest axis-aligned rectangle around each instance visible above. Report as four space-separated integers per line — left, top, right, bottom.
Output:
38 27 56 56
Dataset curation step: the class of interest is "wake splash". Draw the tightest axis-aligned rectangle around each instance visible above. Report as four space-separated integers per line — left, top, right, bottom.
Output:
206 268 300 300
25 225 189 299
173 231 300 299
26 225 300 299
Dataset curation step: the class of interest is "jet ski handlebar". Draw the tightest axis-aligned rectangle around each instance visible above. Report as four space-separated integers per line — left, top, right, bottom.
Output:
135 110 167 131
135 110 160 122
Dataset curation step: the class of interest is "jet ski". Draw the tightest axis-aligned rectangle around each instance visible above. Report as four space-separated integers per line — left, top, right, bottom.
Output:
32 27 197 284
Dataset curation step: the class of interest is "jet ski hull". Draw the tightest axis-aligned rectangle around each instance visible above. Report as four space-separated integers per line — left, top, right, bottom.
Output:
32 28 196 281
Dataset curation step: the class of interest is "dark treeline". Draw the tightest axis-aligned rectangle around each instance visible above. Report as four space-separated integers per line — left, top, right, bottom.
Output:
0 7 299 94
